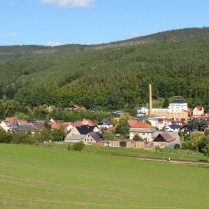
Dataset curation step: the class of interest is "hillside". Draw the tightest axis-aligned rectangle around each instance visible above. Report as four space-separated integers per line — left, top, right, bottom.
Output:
1 27 209 63
0 27 209 116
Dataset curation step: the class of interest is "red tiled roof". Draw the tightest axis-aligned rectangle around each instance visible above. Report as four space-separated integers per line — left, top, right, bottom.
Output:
127 119 138 127
107 126 116 131
187 108 192 113
73 121 83 127
62 122 72 127
50 122 61 129
82 119 95 126
5 117 16 123
86 119 94 126
131 122 153 128
73 104 80 109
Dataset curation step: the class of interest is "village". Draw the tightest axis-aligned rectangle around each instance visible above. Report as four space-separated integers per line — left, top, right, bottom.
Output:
0 84 208 150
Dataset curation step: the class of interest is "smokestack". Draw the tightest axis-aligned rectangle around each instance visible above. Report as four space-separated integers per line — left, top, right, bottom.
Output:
149 84 152 116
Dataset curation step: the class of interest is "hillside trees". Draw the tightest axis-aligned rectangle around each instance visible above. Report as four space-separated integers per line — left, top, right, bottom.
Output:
1 34 209 112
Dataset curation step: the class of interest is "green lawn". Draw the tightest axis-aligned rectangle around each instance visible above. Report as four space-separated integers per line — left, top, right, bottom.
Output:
39 142 206 162
0 144 209 209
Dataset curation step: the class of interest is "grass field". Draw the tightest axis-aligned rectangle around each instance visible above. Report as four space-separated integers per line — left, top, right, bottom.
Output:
40 142 206 162
0 144 209 209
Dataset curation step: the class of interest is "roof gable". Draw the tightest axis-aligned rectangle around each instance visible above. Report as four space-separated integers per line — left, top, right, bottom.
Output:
88 132 103 142
153 132 175 142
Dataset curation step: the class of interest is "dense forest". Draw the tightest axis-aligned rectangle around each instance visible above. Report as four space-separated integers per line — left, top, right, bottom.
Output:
1 27 209 120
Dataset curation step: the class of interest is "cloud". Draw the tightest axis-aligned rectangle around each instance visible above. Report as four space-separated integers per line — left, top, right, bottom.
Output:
46 41 62 46
40 0 94 7
9 33 16 38
10 1 19 5
0 33 16 39
131 32 139 38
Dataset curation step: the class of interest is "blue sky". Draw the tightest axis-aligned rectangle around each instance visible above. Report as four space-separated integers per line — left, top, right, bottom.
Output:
1 0 209 46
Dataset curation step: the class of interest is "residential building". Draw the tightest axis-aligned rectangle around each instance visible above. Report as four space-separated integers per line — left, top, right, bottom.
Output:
193 106 204 116
129 122 156 142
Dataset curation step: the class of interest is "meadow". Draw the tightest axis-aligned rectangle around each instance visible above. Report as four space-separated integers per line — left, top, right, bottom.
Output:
0 144 209 209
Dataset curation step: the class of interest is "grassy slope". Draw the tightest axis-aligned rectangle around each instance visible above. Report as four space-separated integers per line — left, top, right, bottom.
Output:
0 144 209 209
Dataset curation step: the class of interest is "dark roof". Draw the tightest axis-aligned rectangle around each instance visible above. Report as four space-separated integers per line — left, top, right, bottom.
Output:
96 132 103 138
12 124 35 132
111 111 125 118
167 125 181 129
76 125 95 135
180 124 197 132
98 118 112 126
170 97 187 104
89 107 99 112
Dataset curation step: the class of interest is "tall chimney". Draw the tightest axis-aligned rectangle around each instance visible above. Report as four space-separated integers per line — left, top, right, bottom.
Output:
149 84 152 116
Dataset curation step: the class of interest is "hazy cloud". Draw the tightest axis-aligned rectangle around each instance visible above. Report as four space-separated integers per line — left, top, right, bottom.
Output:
46 41 62 46
40 0 94 7
0 33 16 39
10 1 19 5
9 33 17 38
131 32 139 38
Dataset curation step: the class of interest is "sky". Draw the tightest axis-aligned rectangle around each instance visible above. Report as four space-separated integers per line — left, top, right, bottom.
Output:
1 0 209 46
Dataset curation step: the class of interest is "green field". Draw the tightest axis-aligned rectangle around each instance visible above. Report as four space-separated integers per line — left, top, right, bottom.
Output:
0 144 209 209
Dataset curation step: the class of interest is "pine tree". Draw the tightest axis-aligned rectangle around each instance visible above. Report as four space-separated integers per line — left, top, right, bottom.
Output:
162 96 169 108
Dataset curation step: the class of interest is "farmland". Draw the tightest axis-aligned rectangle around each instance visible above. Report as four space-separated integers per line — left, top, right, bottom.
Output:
0 144 209 209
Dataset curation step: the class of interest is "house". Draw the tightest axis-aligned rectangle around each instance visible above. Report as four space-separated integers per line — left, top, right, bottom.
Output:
66 125 100 137
83 132 103 144
62 122 73 133
193 106 204 116
129 122 156 142
0 117 17 132
164 125 181 132
97 118 113 129
65 132 103 144
111 111 125 121
153 132 180 148
134 106 148 116
152 131 181 148
148 118 171 130
168 96 188 112
11 119 35 133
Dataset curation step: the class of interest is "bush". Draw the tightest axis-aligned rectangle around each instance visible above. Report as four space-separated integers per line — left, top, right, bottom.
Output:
0 130 12 143
67 143 71 150
72 141 85 151
174 144 180 149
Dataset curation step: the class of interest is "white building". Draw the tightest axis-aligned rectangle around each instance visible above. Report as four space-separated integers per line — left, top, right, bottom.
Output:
168 97 188 112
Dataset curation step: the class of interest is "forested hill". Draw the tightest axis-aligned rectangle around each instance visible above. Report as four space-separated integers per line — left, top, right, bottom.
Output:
0 27 209 116
1 27 209 63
